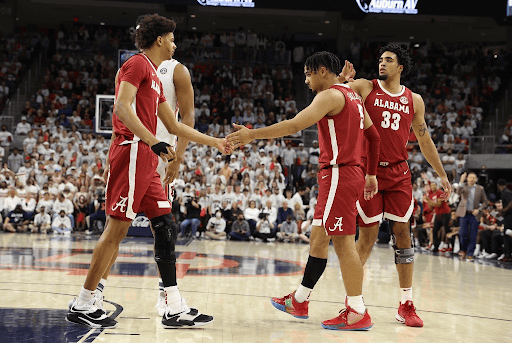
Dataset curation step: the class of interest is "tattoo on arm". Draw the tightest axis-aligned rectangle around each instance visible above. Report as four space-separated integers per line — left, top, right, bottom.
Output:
418 123 428 137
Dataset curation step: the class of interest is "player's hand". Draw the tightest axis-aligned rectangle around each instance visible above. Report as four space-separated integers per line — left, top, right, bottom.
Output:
217 138 234 155
151 142 176 162
338 60 356 83
440 177 452 200
364 174 378 201
472 209 480 216
163 158 181 185
460 172 467 183
226 124 254 149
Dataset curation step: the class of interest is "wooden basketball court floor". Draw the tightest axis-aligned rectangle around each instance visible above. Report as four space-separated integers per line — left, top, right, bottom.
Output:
0 233 511 343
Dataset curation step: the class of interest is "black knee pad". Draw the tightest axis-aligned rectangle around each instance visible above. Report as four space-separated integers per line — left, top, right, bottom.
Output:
151 214 178 263
394 246 414 264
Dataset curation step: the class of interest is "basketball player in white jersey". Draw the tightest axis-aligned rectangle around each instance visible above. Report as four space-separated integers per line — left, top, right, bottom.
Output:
154 57 196 316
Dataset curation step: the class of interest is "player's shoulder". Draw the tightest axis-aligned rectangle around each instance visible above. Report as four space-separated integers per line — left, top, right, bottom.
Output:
124 53 144 67
410 91 424 108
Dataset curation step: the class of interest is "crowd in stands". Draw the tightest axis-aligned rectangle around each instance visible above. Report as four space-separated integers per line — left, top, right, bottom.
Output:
0 30 47 112
0 24 510 263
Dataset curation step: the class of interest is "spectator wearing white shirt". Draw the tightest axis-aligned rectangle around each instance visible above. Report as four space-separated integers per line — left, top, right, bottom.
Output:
261 199 278 226
23 131 37 155
31 206 52 233
257 149 270 167
3 188 20 215
21 192 37 218
281 143 296 176
37 192 54 214
52 209 72 234
7 148 23 173
52 193 74 216
16 160 33 186
0 125 13 150
15 116 32 135
205 210 227 240
460 120 474 139
264 138 281 157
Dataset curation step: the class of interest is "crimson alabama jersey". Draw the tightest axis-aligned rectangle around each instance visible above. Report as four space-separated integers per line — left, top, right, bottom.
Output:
317 84 364 169
113 53 166 139
362 79 415 164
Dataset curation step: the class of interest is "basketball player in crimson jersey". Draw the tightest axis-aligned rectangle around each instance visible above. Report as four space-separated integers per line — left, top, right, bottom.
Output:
227 52 381 331
342 44 452 327
67 14 229 329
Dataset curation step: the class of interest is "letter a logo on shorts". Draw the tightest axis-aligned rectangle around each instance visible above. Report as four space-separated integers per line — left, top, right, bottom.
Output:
333 216 343 231
112 196 128 213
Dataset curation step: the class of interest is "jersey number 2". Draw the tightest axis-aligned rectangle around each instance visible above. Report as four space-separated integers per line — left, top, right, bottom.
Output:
381 110 401 130
357 104 364 129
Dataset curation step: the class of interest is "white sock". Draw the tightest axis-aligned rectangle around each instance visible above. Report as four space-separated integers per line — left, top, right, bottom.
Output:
77 287 95 307
346 295 365 315
474 244 481 255
295 285 312 303
164 285 181 309
401 287 413 304
158 278 164 296
96 278 106 296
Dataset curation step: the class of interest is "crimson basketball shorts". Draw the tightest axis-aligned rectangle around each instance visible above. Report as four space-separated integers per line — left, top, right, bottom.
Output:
156 156 175 202
313 165 364 236
357 161 414 227
106 138 172 221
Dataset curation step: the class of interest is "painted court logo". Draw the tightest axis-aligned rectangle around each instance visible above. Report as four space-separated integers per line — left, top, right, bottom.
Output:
356 0 418 14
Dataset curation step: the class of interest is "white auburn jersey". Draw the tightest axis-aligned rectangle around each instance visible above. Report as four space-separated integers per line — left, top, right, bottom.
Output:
156 59 180 148
155 59 180 197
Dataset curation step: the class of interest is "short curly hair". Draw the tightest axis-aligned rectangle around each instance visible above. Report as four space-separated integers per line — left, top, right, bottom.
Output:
304 51 342 76
134 14 176 51
379 44 413 76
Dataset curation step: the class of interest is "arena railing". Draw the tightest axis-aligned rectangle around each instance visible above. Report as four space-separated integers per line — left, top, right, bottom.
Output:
407 135 509 154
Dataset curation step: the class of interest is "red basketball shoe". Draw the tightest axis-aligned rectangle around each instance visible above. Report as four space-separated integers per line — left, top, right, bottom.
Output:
271 292 309 319
321 299 373 331
396 301 424 327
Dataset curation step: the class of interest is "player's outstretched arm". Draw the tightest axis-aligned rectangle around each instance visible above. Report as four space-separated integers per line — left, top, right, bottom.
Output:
411 93 452 197
157 101 232 155
362 110 380 200
226 89 340 148
337 60 373 98
114 80 175 161
163 64 195 185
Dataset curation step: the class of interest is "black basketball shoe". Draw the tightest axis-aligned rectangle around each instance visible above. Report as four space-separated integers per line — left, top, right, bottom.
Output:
66 298 117 329
161 298 214 329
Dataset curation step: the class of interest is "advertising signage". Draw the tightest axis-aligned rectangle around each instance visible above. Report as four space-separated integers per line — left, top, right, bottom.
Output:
356 0 419 14
197 0 255 7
